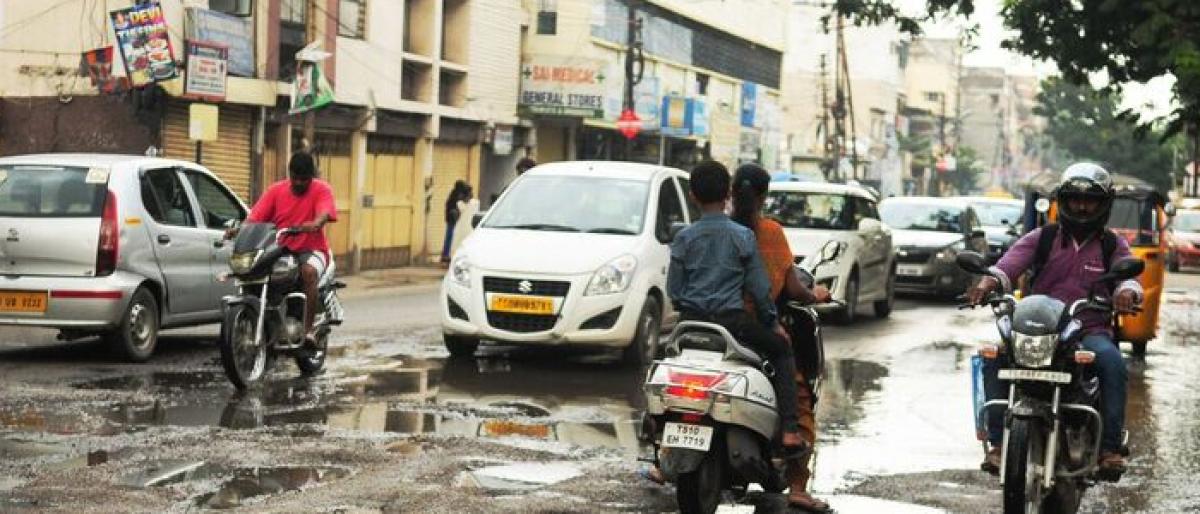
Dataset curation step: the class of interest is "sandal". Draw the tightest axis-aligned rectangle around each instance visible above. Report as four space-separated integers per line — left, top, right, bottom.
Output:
788 491 832 513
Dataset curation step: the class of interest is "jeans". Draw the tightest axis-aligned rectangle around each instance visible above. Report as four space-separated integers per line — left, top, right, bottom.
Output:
984 333 1127 451
440 222 456 261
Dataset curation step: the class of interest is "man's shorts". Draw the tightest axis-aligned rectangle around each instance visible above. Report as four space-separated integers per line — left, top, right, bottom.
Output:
298 251 334 281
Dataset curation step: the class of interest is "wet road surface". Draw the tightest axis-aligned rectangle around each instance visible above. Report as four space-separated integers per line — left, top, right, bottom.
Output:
2 274 1199 512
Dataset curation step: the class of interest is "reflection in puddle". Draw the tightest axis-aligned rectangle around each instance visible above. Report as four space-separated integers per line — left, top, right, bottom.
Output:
195 466 350 509
465 462 582 493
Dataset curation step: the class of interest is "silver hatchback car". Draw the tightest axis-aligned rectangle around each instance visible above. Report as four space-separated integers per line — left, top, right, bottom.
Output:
0 154 248 361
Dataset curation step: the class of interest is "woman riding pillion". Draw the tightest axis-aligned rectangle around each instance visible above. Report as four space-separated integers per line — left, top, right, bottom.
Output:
965 162 1142 475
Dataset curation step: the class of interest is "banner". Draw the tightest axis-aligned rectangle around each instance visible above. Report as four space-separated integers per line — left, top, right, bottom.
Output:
290 61 334 115
519 55 605 118
80 47 128 94
660 96 693 137
740 82 758 127
185 7 254 77
184 41 228 101
110 3 178 88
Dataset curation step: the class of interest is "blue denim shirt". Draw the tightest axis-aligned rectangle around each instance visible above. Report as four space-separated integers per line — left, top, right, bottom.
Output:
667 212 777 327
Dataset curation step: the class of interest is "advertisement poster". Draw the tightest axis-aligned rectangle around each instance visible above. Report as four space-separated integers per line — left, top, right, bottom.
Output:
110 3 178 88
290 61 335 115
519 55 606 118
660 96 693 137
80 47 128 94
740 82 758 127
184 41 228 101
186 7 254 77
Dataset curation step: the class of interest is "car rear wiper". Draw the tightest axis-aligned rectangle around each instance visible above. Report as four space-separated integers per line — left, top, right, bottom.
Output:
585 227 637 235
493 223 581 232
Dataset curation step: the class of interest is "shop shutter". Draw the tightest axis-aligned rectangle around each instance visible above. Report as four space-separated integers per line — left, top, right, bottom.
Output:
426 143 471 258
162 101 254 201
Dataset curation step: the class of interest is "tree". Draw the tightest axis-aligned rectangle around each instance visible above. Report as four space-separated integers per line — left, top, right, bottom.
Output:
1034 77 1176 191
945 146 983 195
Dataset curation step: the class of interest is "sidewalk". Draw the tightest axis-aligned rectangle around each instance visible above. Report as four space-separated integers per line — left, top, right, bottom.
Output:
339 265 446 298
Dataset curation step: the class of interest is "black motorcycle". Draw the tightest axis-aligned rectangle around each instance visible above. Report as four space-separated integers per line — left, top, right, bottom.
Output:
956 251 1142 514
218 222 345 389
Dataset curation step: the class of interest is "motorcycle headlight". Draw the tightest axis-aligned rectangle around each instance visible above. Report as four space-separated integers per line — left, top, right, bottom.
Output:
450 256 471 287
586 254 638 296
1012 332 1057 368
229 251 259 274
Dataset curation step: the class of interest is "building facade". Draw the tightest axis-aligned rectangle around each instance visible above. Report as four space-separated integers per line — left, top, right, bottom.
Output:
902 37 963 195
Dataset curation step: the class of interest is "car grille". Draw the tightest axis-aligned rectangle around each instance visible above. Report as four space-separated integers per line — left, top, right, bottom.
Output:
895 248 932 264
487 312 558 333
482 277 570 297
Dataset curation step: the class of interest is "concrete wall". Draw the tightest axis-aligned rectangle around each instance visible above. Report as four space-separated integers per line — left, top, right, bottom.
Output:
335 0 408 110
466 0 522 126
905 38 960 119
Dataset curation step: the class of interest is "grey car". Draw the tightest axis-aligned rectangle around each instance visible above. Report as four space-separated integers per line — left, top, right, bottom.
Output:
880 196 990 297
0 154 248 361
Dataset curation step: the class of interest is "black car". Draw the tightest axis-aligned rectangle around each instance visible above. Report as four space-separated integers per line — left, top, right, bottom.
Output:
958 197 1024 263
880 197 991 297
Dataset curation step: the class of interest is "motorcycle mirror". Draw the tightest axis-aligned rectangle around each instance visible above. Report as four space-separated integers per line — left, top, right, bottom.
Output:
955 251 989 274
1100 258 1145 283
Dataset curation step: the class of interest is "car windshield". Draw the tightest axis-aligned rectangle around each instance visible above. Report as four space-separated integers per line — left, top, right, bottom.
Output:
1108 197 1158 245
1174 211 1200 232
764 191 852 230
483 175 649 234
880 202 963 233
0 165 105 217
973 202 1022 227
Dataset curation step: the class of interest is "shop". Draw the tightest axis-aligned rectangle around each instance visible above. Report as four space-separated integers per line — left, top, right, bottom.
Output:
161 99 255 200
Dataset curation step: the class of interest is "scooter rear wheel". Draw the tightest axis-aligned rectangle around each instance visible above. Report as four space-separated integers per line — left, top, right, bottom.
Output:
677 451 724 514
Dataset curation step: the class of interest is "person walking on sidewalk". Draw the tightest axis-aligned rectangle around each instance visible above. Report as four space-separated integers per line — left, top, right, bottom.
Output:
450 184 479 258
441 180 469 264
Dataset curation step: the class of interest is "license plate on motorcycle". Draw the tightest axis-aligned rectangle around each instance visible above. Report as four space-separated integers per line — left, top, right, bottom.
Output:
998 369 1071 384
489 295 555 315
662 422 713 451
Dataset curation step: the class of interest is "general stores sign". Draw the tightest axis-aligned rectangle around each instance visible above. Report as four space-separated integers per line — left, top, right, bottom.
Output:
519 56 605 118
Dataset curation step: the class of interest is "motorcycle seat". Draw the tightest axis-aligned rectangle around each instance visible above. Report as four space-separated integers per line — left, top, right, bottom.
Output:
675 330 764 367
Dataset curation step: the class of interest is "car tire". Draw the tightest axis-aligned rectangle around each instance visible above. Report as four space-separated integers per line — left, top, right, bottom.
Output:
104 287 159 363
444 335 479 358
873 267 895 319
833 272 859 325
623 296 662 367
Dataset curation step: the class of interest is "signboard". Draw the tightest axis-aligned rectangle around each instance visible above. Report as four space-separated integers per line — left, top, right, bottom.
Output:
740 82 758 127
691 99 710 138
290 60 335 115
493 125 514 156
189 103 219 142
738 128 761 163
80 47 128 94
519 56 606 118
661 96 693 137
185 7 254 77
184 41 228 101
110 3 178 88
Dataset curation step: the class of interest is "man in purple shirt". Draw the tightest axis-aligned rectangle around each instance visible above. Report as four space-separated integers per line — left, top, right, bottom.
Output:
967 163 1142 474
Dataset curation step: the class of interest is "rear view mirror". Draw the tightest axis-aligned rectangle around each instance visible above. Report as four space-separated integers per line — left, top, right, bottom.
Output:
955 252 989 275
1100 258 1144 283
471 212 486 228
668 222 688 243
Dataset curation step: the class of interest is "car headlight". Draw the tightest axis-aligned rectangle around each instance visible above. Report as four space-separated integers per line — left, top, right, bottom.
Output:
229 251 258 274
1012 332 1057 368
450 256 471 287
586 254 638 296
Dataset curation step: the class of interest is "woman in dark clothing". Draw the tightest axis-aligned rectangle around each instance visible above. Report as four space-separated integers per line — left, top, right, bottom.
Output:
441 180 468 263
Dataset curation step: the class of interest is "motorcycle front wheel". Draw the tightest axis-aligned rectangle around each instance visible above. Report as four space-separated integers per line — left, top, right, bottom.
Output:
676 450 724 514
1005 418 1046 514
219 304 269 390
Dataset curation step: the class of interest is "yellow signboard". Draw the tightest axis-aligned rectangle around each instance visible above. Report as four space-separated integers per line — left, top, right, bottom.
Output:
188 103 218 142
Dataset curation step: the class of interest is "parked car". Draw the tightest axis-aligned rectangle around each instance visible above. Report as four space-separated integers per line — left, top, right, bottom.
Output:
957 196 1024 262
0 154 248 361
764 181 895 323
440 161 692 366
1168 208 1200 272
879 196 989 297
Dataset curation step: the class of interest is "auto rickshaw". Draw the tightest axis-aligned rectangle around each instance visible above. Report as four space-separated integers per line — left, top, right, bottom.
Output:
1021 172 1175 356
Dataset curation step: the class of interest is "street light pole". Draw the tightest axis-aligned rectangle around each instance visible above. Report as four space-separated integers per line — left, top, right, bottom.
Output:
623 1 644 160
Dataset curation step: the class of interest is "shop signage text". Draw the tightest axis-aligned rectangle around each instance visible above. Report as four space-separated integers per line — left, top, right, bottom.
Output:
185 7 254 77
184 40 227 101
520 56 605 118
110 3 178 88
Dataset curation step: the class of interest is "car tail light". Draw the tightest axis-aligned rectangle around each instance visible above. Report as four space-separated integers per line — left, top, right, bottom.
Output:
1074 350 1096 365
664 370 726 400
96 190 118 277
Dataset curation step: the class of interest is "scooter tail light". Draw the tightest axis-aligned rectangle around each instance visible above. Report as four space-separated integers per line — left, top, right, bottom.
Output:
664 370 727 400
1074 350 1096 365
979 344 1000 360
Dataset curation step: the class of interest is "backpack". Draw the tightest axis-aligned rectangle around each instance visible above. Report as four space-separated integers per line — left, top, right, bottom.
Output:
1028 223 1118 291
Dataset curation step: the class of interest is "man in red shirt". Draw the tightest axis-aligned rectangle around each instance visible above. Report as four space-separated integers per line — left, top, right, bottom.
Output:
238 151 338 345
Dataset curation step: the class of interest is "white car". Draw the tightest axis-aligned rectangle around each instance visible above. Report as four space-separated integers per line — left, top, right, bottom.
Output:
440 161 694 366
764 182 895 323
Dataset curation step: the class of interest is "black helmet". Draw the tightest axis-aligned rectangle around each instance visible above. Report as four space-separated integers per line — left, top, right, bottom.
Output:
1054 162 1113 235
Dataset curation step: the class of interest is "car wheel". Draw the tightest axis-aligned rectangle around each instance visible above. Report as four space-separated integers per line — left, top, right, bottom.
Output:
873 267 895 319
833 272 859 325
104 287 159 363
623 296 662 367
444 335 479 358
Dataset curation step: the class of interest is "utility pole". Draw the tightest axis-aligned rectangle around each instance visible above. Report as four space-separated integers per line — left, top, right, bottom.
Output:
1192 120 1199 197
623 0 644 159
837 14 858 182
818 54 832 180
302 0 319 152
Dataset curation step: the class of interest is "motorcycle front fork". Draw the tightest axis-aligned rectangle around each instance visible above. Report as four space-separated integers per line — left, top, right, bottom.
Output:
997 384 1103 489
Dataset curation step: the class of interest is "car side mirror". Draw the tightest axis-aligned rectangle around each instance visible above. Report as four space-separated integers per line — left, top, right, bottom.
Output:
1100 258 1145 283
471 212 486 228
667 222 688 243
820 240 845 263
857 217 881 234
955 251 989 275
1165 202 1177 218
970 229 987 240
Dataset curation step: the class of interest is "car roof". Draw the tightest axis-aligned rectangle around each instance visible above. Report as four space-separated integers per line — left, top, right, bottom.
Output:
524 161 684 182
954 196 1023 207
882 196 973 209
0 153 200 171
768 181 876 200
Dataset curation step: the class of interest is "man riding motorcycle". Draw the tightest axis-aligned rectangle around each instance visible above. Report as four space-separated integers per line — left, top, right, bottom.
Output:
228 151 338 347
966 162 1142 474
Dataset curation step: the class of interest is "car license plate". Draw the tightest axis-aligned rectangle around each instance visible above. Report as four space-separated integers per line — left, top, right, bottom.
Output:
489 295 555 315
998 369 1071 384
897 264 924 276
0 290 47 314
662 422 713 451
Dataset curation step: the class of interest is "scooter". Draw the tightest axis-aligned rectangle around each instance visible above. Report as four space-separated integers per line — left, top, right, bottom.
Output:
641 240 843 514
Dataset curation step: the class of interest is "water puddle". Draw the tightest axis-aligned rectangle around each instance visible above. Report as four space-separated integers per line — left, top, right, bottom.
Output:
464 462 582 493
194 466 350 509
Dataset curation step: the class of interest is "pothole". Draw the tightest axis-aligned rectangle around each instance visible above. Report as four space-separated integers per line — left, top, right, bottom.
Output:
461 462 582 494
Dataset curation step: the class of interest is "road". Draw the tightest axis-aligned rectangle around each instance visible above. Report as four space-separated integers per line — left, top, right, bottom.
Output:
2 273 1199 512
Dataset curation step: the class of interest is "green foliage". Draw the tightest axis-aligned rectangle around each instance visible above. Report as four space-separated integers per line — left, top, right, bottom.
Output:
945 146 982 195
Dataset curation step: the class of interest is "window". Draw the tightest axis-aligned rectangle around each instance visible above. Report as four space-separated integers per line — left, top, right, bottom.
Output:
851 197 879 227
339 0 366 39
656 179 686 242
677 177 701 221
210 0 252 17
141 169 196 227
536 0 557 35
281 0 306 24
0 165 104 217
764 191 853 230
483 175 648 235
695 73 710 96
184 172 245 229
924 91 942 103
879 202 962 233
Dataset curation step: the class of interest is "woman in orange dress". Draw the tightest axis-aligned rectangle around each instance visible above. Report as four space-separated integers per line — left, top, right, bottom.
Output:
731 163 831 513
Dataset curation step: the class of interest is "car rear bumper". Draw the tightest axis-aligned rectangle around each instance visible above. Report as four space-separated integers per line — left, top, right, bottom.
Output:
0 272 144 330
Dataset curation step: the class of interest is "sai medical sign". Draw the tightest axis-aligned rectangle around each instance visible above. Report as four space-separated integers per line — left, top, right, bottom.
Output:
519 55 606 118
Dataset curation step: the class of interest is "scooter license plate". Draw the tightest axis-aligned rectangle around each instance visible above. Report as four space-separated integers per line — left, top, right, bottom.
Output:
998 369 1071 384
662 422 713 451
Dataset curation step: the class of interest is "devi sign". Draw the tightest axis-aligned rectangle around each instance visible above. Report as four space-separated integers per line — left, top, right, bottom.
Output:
519 55 606 118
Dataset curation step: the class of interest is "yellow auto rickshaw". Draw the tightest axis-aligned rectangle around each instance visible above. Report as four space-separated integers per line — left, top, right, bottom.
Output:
1022 172 1174 356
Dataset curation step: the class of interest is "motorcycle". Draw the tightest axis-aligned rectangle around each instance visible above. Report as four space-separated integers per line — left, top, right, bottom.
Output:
641 240 843 514
956 251 1143 514
218 222 345 389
